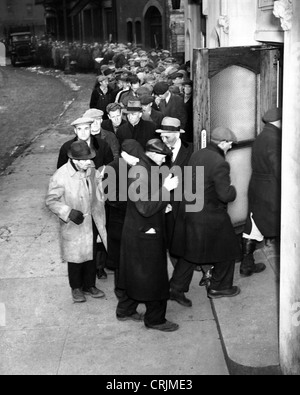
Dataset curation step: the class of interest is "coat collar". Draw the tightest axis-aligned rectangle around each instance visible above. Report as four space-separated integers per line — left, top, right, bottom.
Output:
73 135 100 150
66 160 94 179
207 142 225 158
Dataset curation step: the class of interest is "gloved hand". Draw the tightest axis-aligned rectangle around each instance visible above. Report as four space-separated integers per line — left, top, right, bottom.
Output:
69 209 84 225
163 174 179 192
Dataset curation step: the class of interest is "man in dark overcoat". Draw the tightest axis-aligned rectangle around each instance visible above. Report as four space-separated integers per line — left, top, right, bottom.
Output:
57 117 113 170
155 117 194 307
116 100 157 149
170 127 241 301
117 139 180 332
104 140 144 296
153 82 187 130
240 108 282 277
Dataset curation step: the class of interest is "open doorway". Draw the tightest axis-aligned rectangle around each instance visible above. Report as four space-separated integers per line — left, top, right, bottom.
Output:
144 6 162 49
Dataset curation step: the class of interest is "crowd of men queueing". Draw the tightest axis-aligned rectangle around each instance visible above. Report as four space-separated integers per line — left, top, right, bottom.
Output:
45 43 282 332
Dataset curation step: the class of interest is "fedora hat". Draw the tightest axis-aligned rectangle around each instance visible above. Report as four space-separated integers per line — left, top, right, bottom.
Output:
146 139 172 156
68 141 96 160
156 117 185 134
123 100 143 114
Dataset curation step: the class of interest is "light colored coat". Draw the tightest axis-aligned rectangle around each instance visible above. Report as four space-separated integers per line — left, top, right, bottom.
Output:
46 161 107 264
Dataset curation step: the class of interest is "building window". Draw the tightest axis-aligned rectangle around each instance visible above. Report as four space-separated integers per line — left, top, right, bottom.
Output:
135 21 142 44
127 21 133 43
27 3 33 17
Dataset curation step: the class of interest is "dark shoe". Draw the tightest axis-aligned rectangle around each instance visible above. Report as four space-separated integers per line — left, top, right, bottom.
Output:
170 289 192 307
116 312 144 322
240 262 266 277
97 268 108 280
83 287 105 299
72 289 86 303
207 286 241 299
199 267 214 287
145 320 179 332
240 238 266 277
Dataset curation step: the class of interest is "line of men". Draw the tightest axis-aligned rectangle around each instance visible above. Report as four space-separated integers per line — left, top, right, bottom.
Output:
46 66 282 332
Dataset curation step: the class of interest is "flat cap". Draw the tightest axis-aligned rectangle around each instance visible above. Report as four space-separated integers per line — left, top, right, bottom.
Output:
263 107 282 123
83 109 104 119
211 126 238 144
146 139 172 156
136 86 151 98
140 95 155 105
121 139 144 158
71 117 95 127
153 82 169 95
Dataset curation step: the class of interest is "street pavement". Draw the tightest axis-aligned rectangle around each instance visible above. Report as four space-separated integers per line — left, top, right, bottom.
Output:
0 69 228 376
0 67 281 375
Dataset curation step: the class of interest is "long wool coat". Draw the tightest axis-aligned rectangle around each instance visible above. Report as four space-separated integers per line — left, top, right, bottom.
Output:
46 161 107 264
171 143 241 264
248 123 282 237
118 155 170 302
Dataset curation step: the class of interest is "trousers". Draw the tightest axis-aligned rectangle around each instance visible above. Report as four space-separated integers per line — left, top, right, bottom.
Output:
170 258 235 292
116 292 168 326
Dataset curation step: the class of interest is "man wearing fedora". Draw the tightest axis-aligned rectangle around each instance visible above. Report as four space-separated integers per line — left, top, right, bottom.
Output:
57 117 113 170
156 117 193 294
170 126 241 302
117 100 156 149
153 82 187 131
240 107 282 277
117 139 180 332
46 140 107 303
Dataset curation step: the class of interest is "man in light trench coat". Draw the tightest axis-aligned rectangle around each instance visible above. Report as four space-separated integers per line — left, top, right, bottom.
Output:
46 132 107 304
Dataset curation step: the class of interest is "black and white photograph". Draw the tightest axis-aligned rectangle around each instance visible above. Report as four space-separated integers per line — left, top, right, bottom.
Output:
0 0 298 377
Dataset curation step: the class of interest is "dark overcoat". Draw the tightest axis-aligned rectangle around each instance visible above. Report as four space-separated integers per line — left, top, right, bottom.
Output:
171 143 241 264
105 158 128 269
57 135 113 170
248 123 282 237
116 119 156 149
165 140 194 247
158 93 187 130
118 155 170 301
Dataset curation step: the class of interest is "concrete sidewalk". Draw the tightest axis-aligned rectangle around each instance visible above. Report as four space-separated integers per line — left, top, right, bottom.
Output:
212 243 281 375
0 72 228 376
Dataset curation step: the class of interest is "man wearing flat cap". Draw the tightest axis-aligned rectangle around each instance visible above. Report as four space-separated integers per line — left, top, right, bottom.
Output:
57 117 113 170
90 74 117 119
240 107 282 277
117 100 156 149
83 108 120 161
140 95 164 128
170 126 241 303
153 82 187 131
117 139 180 332
46 140 107 304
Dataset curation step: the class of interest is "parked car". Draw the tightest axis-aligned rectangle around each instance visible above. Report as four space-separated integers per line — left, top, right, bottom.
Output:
9 32 36 66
